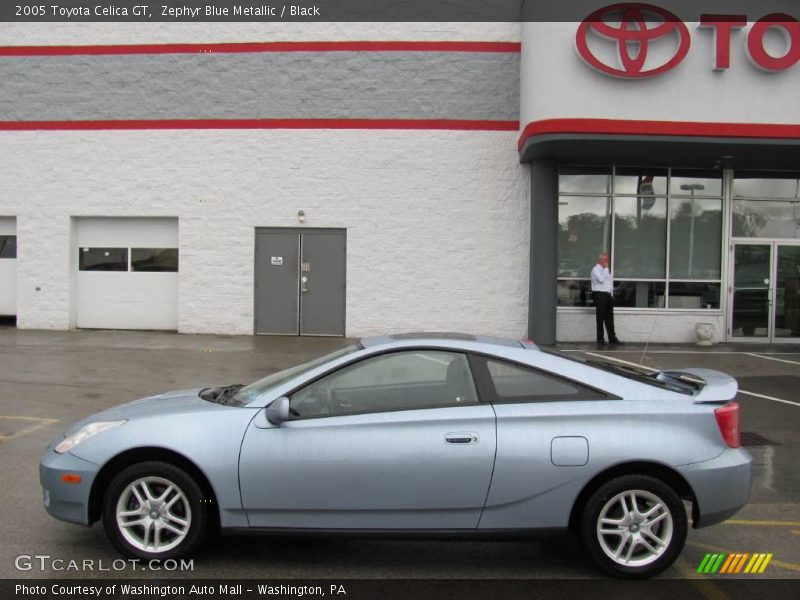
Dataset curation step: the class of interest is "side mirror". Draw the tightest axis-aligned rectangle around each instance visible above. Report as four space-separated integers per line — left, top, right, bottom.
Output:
266 396 291 425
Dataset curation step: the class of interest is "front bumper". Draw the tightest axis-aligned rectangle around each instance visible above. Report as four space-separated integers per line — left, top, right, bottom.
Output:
677 447 753 528
40 446 100 525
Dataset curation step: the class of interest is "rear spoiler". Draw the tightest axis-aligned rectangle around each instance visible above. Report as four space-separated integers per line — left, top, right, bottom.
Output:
658 368 738 403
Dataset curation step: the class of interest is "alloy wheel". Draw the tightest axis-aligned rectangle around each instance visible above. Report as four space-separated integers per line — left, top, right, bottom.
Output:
595 489 674 567
115 475 192 553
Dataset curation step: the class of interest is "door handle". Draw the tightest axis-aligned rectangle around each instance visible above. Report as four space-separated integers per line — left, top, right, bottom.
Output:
301 275 308 293
445 432 479 445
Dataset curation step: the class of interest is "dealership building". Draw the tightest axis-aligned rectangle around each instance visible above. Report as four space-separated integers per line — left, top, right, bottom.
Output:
1 8 799 344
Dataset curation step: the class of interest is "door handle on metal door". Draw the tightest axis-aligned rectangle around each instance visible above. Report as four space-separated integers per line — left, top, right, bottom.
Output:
445 432 479 444
301 275 308 293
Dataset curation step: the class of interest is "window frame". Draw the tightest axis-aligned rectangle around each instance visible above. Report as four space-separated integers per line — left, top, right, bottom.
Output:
286 348 485 421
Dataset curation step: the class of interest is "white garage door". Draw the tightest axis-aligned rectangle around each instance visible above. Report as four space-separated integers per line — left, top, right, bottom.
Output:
0 217 16 316
75 217 178 330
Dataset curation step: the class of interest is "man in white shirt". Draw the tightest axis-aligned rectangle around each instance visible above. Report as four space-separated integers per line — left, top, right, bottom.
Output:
590 253 622 346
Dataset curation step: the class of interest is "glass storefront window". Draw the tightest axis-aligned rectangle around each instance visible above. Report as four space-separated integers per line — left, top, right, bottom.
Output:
558 166 611 195
558 167 722 310
668 282 721 309
732 199 800 239
613 167 668 196
614 281 666 308
670 170 722 197
733 172 800 200
732 172 800 240
558 195 610 277
557 280 593 307
613 196 666 278
669 198 722 279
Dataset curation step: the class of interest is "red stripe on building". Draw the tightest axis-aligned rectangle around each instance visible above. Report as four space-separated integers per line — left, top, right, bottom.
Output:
0 41 521 57
0 118 520 132
518 118 800 151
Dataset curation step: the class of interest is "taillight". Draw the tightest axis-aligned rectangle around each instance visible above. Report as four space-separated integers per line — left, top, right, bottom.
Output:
714 402 740 448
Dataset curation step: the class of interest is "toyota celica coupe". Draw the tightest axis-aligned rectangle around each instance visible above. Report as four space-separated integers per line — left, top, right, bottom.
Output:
41 333 751 578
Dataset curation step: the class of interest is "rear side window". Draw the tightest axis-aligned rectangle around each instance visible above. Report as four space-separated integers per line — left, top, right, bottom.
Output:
481 358 610 403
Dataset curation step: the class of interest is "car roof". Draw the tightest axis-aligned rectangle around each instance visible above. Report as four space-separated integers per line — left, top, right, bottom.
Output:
360 332 532 350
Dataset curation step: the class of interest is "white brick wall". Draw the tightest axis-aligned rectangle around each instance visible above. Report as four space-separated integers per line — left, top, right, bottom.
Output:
0 129 531 337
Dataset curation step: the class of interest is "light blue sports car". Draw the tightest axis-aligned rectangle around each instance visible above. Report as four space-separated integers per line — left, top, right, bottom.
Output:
40 333 751 578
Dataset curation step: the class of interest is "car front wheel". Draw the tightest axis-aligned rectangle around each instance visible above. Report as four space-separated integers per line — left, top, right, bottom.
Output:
102 461 209 559
580 475 687 579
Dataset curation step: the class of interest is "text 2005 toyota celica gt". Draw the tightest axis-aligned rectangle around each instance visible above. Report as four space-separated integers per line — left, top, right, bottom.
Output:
40 333 752 578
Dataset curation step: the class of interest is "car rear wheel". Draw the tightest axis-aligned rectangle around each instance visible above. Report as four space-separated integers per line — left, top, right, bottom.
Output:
102 461 208 559
580 475 687 579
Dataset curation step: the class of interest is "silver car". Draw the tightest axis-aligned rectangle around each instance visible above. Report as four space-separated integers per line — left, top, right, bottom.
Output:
40 333 752 578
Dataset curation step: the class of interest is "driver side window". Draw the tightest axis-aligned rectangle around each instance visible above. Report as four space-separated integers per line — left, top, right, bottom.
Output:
289 351 477 418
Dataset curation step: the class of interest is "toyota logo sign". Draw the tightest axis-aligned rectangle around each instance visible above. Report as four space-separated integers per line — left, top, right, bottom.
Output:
577 3 800 78
575 3 690 78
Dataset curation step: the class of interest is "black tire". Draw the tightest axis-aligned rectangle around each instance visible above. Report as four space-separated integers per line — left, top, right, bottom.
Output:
579 475 687 579
102 461 209 560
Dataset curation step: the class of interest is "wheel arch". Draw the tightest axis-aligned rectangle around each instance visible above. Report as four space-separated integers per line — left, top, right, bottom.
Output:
568 461 697 531
88 447 220 528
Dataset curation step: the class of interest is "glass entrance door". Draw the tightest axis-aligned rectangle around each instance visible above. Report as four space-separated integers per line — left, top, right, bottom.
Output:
729 242 800 342
774 244 800 342
730 244 771 341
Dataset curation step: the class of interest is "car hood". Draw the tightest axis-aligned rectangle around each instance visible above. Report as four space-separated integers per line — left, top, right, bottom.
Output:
62 388 233 437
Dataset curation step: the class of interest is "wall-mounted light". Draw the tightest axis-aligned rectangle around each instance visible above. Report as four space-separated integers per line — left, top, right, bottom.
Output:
298 210 305 223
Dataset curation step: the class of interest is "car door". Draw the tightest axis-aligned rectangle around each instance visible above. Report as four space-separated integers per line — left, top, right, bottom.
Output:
473 355 616 529
238 349 496 529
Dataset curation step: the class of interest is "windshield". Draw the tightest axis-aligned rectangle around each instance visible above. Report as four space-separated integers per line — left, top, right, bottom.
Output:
229 344 362 406
539 347 695 395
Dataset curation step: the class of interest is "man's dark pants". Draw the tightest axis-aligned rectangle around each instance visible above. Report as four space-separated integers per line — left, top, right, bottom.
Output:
592 291 617 343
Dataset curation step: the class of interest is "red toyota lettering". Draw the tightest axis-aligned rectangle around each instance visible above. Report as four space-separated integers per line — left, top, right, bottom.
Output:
698 15 746 70
747 13 800 71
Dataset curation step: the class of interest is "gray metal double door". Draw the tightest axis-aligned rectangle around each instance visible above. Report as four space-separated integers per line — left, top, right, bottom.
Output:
255 228 346 336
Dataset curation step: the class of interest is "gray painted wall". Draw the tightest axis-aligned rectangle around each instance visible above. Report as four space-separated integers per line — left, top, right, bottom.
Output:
528 159 557 346
0 52 519 121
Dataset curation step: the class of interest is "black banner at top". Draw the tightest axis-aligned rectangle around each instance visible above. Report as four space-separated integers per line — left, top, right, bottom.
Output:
2 0 799 22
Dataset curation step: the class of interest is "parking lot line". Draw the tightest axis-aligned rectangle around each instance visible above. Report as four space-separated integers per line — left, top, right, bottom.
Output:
583 353 800 408
0 414 59 422
738 390 800 408
0 414 59 443
745 353 800 366
725 519 800 527
687 541 800 573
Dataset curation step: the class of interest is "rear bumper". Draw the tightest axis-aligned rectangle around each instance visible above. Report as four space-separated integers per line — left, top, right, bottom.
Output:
677 447 752 528
40 446 100 526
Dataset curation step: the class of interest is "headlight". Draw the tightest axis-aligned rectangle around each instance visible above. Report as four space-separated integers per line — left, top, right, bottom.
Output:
54 420 126 454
